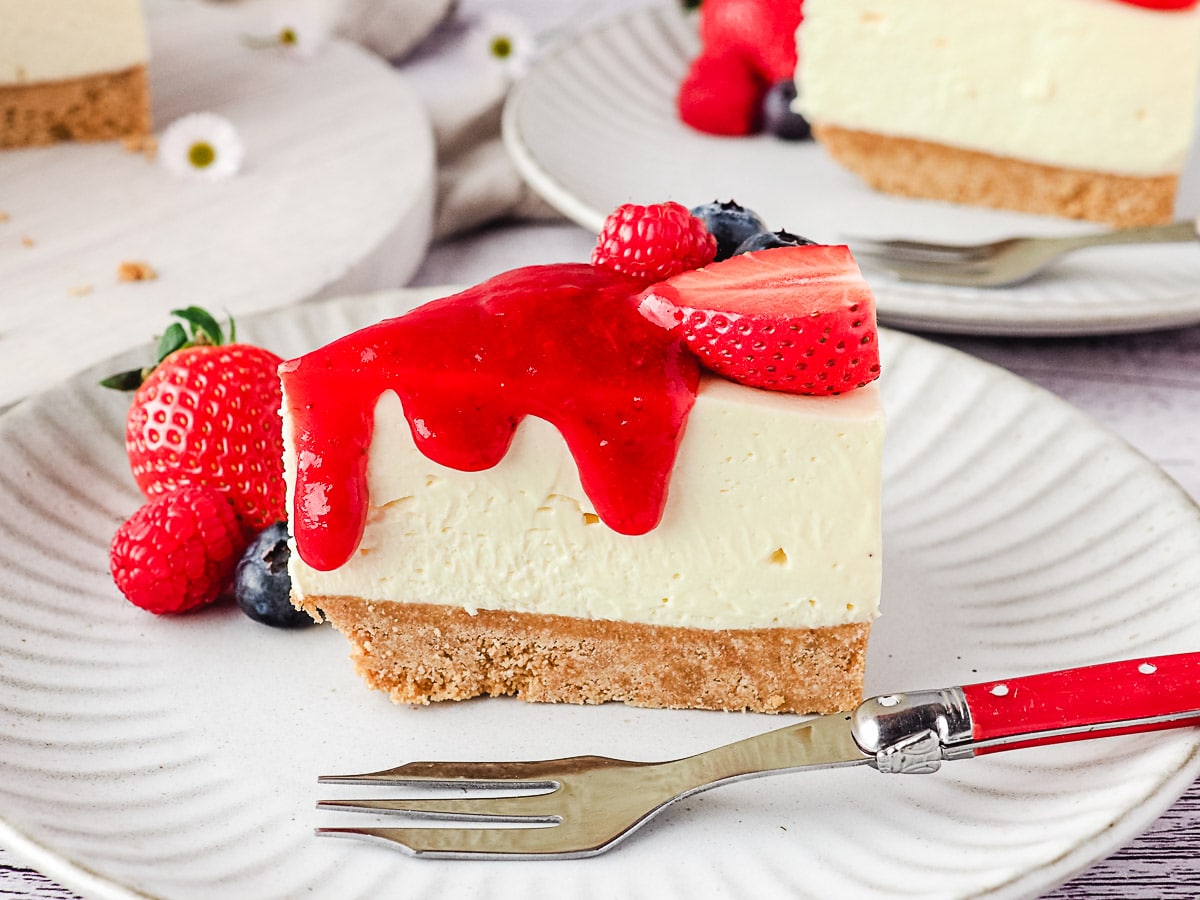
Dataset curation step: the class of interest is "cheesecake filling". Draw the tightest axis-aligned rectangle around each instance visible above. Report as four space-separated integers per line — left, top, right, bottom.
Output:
281 264 884 636
285 376 884 631
0 0 149 86
796 0 1200 177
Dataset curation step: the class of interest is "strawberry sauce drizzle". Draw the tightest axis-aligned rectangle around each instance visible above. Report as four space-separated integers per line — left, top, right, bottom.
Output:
1117 0 1198 9
279 264 700 572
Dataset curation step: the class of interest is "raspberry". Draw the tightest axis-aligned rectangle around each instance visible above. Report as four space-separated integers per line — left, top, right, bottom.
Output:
110 485 248 615
591 202 718 283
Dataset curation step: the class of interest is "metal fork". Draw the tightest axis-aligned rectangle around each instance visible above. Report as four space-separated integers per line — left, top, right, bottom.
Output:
316 652 1200 859
318 715 865 860
849 216 1199 287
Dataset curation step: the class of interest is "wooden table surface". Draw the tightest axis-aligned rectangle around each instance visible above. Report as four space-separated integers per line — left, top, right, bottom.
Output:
3 221 1198 898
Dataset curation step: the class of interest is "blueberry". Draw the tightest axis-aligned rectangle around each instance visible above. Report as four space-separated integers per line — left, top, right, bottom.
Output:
762 80 812 141
689 200 768 261
234 521 314 628
733 229 816 254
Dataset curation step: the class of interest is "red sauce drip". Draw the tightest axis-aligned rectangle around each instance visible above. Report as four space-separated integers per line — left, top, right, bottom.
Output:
1115 0 1198 9
279 264 700 571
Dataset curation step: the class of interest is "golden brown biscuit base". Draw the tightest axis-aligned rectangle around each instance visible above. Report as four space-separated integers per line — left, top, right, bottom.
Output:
1 65 152 149
302 595 870 714
814 124 1177 228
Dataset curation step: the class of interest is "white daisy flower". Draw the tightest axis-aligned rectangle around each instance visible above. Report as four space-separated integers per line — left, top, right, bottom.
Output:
249 0 336 59
158 113 244 181
471 12 536 83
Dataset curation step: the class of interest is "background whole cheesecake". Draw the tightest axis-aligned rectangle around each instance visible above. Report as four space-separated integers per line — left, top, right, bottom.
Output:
0 0 151 148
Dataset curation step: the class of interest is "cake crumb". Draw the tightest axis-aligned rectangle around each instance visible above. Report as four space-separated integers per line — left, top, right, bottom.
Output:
117 260 157 282
0 211 9 223
68 284 94 297
21 235 34 248
122 133 158 160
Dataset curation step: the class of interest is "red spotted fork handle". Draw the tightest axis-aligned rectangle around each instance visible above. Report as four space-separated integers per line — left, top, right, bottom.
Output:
850 653 1200 775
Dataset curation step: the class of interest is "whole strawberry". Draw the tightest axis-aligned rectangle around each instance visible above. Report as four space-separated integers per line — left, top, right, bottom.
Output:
103 307 285 533
677 50 765 136
698 0 802 86
678 0 804 136
591 201 717 283
110 485 247 614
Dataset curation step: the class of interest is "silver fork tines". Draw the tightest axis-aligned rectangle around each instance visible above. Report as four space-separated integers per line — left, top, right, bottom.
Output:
317 756 675 859
316 715 869 859
848 217 1199 288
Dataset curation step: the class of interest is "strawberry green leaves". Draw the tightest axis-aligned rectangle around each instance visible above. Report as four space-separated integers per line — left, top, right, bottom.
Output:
102 306 237 391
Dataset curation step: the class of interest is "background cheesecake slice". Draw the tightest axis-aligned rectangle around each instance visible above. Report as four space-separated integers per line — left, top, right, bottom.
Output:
796 0 1200 226
1 0 151 148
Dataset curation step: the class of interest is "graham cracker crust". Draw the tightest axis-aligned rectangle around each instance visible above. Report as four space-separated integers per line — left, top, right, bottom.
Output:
303 596 870 714
814 124 1177 228
1 65 152 149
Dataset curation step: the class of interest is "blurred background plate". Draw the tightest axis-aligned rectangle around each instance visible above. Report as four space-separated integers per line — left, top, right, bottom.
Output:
503 2 1200 337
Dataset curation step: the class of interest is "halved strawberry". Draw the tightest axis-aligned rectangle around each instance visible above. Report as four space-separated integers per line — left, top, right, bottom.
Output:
637 245 880 395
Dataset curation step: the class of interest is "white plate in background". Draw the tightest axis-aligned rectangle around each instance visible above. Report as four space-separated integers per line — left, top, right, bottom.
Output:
502 3 1200 337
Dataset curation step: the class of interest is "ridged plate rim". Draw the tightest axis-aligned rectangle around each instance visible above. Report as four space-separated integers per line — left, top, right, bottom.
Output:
1 289 1199 899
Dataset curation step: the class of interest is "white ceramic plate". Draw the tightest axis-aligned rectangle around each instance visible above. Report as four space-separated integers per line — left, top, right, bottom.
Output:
0 0 434 409
502 3 1200 337
3 289 1200 900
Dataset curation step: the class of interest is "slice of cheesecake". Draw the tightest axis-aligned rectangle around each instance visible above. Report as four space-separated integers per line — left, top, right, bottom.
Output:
796 0 1200 226
1 0 152 149
281 251 884 714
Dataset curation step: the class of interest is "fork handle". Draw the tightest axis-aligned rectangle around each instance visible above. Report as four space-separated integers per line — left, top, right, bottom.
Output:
1055 216 1200 251
852 653 1200 773
959 652 1200 754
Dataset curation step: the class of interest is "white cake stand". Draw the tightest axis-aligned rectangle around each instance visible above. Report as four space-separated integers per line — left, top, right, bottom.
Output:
0 0 434 409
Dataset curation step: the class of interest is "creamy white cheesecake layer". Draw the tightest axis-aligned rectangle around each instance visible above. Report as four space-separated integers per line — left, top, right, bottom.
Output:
0 0 148 85
286 376 884 631
796 0 1200 176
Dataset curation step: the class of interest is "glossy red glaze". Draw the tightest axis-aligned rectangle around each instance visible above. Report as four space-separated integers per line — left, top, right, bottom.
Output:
279 264 700 571
962 652 1200 754
1115 0 1197 9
